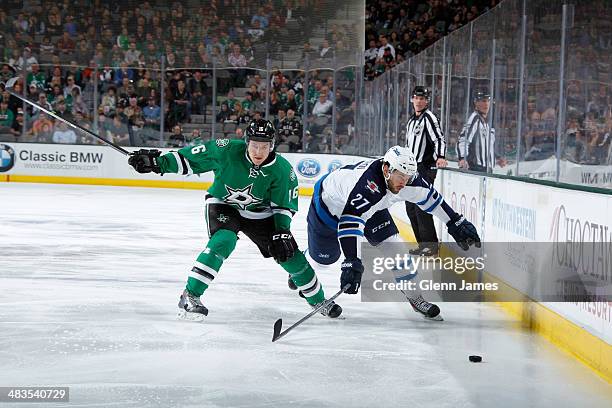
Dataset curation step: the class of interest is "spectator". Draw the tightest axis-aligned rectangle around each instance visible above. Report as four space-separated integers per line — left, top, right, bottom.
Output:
216 102 232 123
63 76 81 98
188 70 208 116
377 35 395 60
56 31 76 54
169 79 191 126
168 124 187 147
27 63 46 90
115 62 133 86
124 41 142 65
319 39 333 59
52 121 77 144
10 108 24 139
312 91 333 116
16 47 38 72
0 100 14 129
143 97 161 128
364 39 379 64
107 114 130 145
227 44 247 87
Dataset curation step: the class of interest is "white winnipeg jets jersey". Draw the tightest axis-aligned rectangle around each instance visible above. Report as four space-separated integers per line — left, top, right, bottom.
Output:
316 158 459 259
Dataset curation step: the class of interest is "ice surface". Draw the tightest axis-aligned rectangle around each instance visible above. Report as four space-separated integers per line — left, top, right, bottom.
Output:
1 183 610 407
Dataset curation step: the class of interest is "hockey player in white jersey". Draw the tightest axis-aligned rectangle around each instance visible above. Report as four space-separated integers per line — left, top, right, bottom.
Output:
291 145 481 320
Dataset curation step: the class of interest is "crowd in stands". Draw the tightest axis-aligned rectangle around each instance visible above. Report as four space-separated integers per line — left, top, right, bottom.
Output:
0 0 360 153
364 0 499 80
0 0 610 166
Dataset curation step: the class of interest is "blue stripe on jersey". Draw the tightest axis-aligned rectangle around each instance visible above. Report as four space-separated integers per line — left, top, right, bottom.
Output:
424 194 443 213
314 175 339 229
416 187 434 205
338 229 365 237
339 215 366 225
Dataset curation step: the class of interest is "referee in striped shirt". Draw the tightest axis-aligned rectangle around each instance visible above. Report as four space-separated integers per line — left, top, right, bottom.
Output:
457 90 507 172
404 86 447 256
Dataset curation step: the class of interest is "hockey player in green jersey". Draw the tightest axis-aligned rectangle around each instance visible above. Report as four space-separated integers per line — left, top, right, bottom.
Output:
128 119 342 320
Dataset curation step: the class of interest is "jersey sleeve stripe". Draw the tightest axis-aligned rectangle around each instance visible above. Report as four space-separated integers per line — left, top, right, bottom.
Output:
339 215 366 225
338 229 365 237
423 194 443 213
415 187 435 205
171 151 185 174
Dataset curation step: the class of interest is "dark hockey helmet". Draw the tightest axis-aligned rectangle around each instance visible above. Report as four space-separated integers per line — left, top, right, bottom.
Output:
245 119 276 149
411 86 431 100
473 89 491 102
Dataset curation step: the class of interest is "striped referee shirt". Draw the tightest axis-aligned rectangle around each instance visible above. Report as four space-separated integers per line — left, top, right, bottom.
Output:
404 109 446 164
457 111 496 169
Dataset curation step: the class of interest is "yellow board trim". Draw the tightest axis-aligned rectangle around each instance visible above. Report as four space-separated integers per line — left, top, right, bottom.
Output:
391 215 611 384
1 174 315 196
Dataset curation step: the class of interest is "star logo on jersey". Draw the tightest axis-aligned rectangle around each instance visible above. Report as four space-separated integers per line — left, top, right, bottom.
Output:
223 184 263 210
365 179 380 194
217 214 229 223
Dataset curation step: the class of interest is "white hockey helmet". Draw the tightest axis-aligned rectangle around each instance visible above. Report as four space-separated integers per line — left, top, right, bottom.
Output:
382 146 418 181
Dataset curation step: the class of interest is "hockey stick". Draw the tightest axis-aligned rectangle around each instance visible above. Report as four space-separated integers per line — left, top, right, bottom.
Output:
272 283 351 342
5 88 130 156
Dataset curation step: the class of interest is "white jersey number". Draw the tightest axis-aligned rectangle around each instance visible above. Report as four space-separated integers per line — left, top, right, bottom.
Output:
350 194 370 210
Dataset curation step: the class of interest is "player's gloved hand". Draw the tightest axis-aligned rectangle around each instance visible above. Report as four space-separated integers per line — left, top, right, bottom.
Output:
268 230 298 263
340 258 364 294
128 149 161 174
447 216 481 251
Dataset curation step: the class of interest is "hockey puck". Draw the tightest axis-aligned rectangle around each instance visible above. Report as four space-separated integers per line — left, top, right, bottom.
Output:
469 355 482 363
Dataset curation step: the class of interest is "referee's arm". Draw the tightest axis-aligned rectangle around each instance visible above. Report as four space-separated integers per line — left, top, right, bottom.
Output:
424 111 447 166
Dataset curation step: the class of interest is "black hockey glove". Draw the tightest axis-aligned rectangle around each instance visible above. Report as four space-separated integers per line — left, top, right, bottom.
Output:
340 258 364 294
268 230 298 263
447 216 481 251
128 149 162 174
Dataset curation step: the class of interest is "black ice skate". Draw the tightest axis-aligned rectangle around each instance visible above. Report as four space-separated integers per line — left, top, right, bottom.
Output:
312 300 343 318
408 295 443 321
177 289 209 321
287 274 298 290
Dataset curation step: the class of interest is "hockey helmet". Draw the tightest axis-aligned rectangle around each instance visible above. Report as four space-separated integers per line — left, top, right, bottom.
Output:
473 89 491 102
411 86 431 100
383 146 418 181
245 119 276 149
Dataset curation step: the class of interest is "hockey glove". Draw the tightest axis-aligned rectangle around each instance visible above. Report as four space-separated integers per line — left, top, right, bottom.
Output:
341 258 364 294
447 216 481 251
268 230 298 263
128 149 162 174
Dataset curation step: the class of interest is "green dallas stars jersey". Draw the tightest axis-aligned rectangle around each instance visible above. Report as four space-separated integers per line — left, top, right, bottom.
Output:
157 139 299 230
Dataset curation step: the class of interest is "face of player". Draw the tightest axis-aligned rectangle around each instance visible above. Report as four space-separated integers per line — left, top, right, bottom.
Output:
475 98 490 116
383 165 412 194
247 140 272 166
411 95 428 113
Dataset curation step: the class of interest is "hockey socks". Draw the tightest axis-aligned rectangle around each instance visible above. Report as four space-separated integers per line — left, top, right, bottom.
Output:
280 251 325 305
186 229 237 296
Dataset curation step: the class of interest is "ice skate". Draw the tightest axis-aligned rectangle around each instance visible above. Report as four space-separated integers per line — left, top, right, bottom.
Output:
177 289 209 321
312 299 343 318
408 294 443 321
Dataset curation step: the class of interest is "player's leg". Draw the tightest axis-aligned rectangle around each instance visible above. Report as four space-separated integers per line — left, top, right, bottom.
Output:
365 210 443 321
405 201 423 252
179 201 239 318
241 215 326 306
414 168 439 255
241 212 342 317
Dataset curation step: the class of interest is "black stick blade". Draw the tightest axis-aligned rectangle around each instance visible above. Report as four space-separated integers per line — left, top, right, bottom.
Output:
272 319 283 342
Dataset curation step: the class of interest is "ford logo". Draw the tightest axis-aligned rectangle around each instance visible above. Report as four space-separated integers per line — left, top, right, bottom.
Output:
296 158 321 178
328 160 342 173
